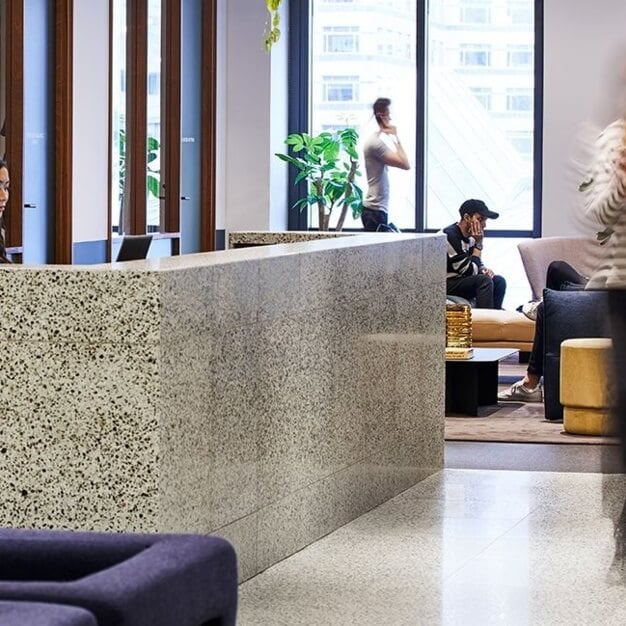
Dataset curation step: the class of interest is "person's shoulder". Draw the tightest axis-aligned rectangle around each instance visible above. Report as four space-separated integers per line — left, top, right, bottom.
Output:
442 222 458 236
363 132 385 149
597 118 626 144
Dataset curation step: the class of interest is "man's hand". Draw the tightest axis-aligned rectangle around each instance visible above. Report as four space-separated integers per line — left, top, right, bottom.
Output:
469 215 485 244
380 122 398 137
481 267 495 278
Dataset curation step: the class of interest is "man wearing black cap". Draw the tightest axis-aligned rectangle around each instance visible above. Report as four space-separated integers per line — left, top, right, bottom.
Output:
443 199 506 309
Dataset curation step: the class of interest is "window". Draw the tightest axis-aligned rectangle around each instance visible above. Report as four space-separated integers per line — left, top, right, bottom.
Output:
147 71 160 95
460 5 490 24
507 88 532 111
508 132 533 158
323 26 359 53
297 0 539 241
507 45 532 67
459 44 491 67
292 0 540 308
470 87 492 110
322 75 359 102
508 3 533 24
426 0 536 235
308 0 416 230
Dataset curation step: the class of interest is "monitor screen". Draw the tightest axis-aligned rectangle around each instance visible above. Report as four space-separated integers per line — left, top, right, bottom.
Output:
115 234 153 262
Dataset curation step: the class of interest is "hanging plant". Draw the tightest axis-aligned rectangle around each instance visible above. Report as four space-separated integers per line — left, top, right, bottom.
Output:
264 0 282 51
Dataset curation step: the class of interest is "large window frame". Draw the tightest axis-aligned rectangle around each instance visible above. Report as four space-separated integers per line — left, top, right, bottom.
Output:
287 0 543 239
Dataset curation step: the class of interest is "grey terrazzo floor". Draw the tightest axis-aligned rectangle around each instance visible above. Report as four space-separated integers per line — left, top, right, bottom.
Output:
238 464 626 625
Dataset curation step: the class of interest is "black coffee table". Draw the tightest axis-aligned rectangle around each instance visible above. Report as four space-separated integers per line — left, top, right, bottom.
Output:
445 347 518 416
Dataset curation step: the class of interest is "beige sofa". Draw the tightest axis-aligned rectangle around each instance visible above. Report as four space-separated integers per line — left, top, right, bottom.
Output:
468 236 598 352
471 308 534 351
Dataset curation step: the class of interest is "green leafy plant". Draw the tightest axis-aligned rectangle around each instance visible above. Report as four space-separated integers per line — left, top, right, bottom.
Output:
117 129 160 203
116 128 161 233
264 0 282 51
276 128 363 231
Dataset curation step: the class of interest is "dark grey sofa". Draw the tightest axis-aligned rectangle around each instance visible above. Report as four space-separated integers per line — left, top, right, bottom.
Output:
543 288 611 421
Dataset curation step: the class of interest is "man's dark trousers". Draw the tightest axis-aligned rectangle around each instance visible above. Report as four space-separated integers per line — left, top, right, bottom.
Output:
446 273 506 309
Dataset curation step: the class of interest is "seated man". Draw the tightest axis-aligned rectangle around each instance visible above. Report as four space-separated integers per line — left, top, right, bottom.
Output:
443 199 506 309
498 260 588 402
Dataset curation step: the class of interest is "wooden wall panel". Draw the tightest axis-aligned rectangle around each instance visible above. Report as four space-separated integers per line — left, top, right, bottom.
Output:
126 0 147 234
55 0 73 263
4 0 23 252
200 0 216 251
163 0 181 236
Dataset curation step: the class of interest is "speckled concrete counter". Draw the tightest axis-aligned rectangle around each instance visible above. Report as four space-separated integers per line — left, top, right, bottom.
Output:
0 233 445 581
228 230 352 247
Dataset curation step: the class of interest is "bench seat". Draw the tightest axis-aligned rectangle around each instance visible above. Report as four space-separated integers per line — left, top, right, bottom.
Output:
471 308 535 351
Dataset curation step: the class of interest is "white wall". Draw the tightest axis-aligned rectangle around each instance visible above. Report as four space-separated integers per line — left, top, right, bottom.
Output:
542 0 626 236
220 0 288 234
72 0 109 243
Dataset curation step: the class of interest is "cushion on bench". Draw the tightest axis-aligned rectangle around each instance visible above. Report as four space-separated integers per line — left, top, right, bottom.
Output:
471 309 535 350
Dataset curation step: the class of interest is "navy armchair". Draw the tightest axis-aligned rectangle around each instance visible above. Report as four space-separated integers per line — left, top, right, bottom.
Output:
0 529 237 626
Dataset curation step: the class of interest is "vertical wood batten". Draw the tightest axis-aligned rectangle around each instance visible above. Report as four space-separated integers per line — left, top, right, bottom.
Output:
55 0 73 263
200 0 216 251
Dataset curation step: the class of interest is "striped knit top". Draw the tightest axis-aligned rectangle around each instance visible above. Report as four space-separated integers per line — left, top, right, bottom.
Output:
443 222 483 279
581 118 626 290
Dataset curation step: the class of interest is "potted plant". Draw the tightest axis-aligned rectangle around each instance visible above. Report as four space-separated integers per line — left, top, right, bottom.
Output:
276 127 363 231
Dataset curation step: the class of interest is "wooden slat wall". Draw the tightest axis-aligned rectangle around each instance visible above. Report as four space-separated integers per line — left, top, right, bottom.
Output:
54 0 73 263
162 0 181 242
4 0 24 254
200 0 216 252
126 0 147 235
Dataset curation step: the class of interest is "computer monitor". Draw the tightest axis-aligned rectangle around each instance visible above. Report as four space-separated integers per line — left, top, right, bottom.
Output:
115 234 153 262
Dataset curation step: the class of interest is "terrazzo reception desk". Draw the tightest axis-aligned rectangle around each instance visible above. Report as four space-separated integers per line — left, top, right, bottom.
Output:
0 233 445 580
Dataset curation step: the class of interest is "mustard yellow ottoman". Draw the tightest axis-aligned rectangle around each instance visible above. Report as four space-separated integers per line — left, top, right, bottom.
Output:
560 338 617 436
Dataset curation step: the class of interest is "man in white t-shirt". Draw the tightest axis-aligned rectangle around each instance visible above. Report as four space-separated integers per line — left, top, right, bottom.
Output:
361 97 411 232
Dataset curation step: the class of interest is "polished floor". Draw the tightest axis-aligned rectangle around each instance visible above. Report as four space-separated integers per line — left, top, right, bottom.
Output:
238 444 626 625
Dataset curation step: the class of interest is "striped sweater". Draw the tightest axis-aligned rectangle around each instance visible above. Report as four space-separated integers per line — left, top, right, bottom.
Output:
443 223 483 279
581 118 626 289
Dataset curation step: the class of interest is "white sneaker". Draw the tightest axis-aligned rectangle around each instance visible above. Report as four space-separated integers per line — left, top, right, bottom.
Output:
498 379 543 402
521 300 541 321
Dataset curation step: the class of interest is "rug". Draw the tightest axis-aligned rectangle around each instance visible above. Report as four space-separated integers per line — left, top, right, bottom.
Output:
445 355 620 445
445 412 620 445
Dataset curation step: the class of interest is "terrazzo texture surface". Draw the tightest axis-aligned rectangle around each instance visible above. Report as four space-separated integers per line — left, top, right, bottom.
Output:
228 230 352 247
0 268 161 531
0 233 445 581
238 468 626 625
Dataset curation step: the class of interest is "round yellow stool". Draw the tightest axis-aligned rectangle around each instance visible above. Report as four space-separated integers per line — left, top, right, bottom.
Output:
560 337 617 436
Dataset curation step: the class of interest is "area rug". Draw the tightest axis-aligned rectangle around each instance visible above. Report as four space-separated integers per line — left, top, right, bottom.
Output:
445 355 620 445
445 402 620 445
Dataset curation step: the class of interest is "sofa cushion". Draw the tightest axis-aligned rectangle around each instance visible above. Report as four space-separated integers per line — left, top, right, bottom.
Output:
471 309 535 343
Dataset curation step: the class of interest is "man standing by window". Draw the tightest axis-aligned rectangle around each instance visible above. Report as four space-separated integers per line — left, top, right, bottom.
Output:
361 97 411 232
443 199 506 309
